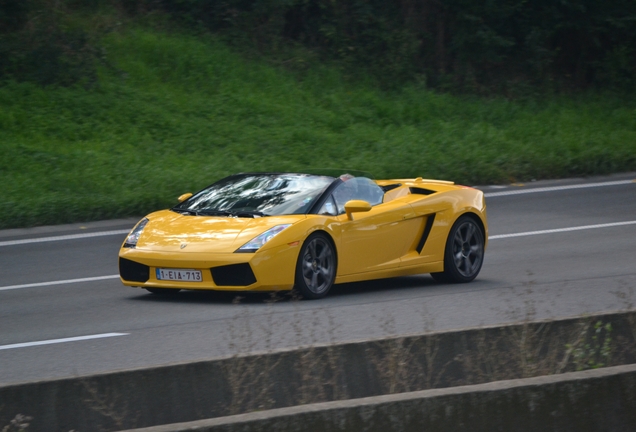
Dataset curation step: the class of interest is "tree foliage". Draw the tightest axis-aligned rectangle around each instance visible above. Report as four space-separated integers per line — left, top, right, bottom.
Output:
1 0 635 93
0 0 108 86
156 0 636 92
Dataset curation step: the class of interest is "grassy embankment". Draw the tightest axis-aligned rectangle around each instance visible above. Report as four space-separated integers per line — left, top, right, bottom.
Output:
1 29 635 229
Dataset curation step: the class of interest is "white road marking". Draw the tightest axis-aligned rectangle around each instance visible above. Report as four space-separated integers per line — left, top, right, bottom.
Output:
1 179 633 247
484 179 635 197
0 229 130 247
1 220 634 292
0 333 129 351
0 275 120 291
489 220 636 240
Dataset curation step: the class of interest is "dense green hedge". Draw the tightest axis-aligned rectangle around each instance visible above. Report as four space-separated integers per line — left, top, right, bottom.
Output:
1 0 635 93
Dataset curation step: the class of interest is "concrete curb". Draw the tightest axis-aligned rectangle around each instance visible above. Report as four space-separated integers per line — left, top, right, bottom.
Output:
121 364 636 432
1 310 635 431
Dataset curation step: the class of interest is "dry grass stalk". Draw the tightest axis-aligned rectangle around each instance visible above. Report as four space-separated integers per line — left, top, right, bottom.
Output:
1 414 33 432
80 378 136 431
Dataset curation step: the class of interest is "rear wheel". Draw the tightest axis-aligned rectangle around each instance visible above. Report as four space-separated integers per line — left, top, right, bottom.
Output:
146 288 182 295
295 233 336 299
431 215 484 283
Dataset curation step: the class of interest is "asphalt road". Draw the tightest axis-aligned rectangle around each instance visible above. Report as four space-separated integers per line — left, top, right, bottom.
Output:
1 173 635 386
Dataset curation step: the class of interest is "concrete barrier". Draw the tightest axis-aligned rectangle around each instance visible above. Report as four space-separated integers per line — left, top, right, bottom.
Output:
121 364 636 432
1 311 635 431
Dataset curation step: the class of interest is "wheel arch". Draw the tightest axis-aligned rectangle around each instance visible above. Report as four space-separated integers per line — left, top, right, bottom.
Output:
432 210 486 283
295 229 339 299
303 229 339 270
456 211 488 250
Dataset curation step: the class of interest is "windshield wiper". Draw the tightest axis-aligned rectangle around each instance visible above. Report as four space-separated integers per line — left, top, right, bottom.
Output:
230 210 267 218
173 208 267 218
171 208 197 215
195 209 234 217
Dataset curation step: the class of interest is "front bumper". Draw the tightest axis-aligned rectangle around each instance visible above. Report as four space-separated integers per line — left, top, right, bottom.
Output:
118 243 300 291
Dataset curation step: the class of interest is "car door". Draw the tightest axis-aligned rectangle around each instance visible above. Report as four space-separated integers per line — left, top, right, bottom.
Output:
335 201 423 275
323 178 424 276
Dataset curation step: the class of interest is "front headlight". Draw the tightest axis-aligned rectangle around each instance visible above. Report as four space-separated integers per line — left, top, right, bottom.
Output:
123 218 149 248
236 224 292 253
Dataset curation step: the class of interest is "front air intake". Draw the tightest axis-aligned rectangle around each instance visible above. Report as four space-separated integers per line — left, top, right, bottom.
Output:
211 263 257 287
119 258 150 282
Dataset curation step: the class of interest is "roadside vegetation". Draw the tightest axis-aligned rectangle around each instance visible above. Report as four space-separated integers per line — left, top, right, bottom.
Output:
1 2 635 229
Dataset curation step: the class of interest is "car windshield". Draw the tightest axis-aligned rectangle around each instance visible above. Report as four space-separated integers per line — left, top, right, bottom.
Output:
172 173 335 217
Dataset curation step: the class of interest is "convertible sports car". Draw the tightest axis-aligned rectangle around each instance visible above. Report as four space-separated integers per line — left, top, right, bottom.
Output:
119 172 487 299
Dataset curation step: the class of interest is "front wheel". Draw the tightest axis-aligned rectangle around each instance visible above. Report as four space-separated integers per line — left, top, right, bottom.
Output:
431 215 484 283
295 233 336 299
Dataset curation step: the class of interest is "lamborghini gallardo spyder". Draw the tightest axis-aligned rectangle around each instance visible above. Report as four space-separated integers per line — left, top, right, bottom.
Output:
119 172 487 299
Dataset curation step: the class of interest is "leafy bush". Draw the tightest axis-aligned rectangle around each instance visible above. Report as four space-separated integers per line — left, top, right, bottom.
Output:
0 0 112 87
1 0 635 92
154 0 636 93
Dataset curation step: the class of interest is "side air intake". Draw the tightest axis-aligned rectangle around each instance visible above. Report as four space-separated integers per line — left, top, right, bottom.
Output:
416 214 436 254
410 187 437 195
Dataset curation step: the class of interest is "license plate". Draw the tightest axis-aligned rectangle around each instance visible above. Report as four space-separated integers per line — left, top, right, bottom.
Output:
156 268 202 282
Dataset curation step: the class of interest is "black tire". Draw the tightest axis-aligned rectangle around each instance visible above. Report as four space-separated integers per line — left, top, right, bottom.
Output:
295 232 337 299
431 215 484 283
146 288 182 295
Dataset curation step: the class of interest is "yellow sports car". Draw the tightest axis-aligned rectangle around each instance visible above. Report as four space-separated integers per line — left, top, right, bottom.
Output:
119 172 487 299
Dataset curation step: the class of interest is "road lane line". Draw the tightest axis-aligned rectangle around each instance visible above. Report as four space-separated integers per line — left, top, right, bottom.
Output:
0 275 120 291
0 229 130 247
1 179 633 247
0 333 129 351
484 179 635 197
489 220 636 240
1 220 634 291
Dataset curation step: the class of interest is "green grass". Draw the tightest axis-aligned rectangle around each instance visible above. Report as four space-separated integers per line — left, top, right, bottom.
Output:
1 29 635 229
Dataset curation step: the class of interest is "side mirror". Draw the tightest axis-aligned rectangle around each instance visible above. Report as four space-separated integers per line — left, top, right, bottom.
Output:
177 193 193 203
344 200 372 220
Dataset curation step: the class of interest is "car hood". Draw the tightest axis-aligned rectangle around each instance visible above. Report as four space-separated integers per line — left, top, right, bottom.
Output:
135 210 304 253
